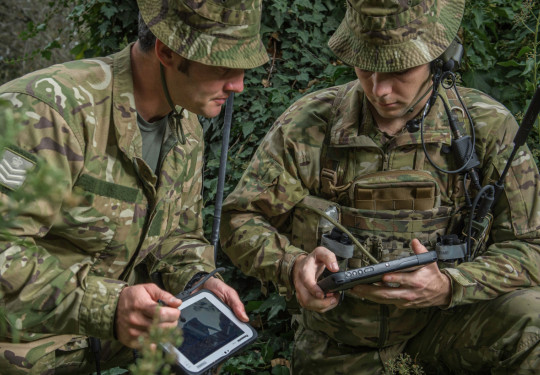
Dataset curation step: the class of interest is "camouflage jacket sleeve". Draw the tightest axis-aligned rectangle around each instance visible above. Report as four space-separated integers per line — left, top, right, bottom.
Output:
0 96 126 341
220 88 339 296
442 88 540 307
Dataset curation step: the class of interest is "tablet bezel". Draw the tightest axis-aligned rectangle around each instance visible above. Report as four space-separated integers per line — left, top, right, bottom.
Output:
162 289 257 375
317 251 438 293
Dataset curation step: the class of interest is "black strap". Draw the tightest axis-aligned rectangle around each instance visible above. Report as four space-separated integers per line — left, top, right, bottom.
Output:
160 63 186 145
89 337 102 375
175 267 225 300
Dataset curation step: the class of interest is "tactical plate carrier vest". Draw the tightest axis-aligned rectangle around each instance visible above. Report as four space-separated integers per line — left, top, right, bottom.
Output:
290 81 472 347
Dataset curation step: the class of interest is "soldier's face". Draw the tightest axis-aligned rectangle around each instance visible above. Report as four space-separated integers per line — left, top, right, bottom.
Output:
355 64 431 121
171 60 245 118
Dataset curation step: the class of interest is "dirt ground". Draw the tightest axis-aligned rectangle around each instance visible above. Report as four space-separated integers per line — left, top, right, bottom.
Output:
0 0 73 84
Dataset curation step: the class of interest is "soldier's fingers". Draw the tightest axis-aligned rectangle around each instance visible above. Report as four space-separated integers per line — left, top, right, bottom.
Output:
125 311 155 330
203 277 250 322
301 293 339 312
118 325 148 349
312 246 339 272
410 239 428 254
156 305 181 324
303 277 329 300
295 281 338 312
295 265 326 299
145 284 182 308
158 321 180 331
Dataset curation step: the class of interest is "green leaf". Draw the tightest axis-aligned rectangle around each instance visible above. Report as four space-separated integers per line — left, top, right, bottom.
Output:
256 293 286 320
272 365 290 375
497 60 520 67
242 121 256 137
101 5 118 19
41 50 52 60
96 367 129 375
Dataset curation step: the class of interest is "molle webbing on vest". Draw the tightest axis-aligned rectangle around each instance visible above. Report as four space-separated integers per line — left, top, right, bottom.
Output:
349 170 440 211
320 167 339 199
341 206 452 233
74 174 139 202
342 205 453 261
354 184 435 210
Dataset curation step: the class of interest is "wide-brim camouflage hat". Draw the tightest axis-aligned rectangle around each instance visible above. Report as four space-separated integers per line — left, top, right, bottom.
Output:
328 0 465 72
137 0 269 69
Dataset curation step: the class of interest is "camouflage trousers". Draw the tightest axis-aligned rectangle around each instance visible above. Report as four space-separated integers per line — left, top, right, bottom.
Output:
291 286 540 375
0 337 135 375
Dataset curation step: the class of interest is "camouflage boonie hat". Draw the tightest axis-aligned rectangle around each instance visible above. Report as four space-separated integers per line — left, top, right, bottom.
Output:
137 0 269 69
328 0 465 72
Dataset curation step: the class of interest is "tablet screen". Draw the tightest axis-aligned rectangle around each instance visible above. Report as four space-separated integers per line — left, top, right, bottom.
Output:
178 296 244 364
164 290 257 374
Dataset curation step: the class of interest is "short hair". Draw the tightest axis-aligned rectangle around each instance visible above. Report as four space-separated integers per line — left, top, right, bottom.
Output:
177 59 191 75
138 13 156 53
138 13 191 75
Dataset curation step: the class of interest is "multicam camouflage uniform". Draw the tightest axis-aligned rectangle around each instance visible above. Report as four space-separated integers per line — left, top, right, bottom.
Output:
0 0 268 373
0 44 214 374
221 0 540 373
221 80 540 375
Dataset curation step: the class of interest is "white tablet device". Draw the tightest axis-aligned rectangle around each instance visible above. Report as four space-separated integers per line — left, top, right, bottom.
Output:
162 289 257 375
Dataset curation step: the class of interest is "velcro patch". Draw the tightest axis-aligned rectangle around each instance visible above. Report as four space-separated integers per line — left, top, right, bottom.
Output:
0 149 36 191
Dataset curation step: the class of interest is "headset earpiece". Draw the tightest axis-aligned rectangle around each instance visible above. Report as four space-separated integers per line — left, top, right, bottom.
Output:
430 38 464 74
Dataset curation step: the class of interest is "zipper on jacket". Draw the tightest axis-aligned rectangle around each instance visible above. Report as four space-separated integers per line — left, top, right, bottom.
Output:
119 158 159 281
382 151 390 171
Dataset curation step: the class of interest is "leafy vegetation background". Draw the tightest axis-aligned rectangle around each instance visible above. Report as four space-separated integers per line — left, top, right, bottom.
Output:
1 0 539 373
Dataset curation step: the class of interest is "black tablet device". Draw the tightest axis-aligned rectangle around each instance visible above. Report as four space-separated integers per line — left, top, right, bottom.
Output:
162 289 257 375
317 251 438 293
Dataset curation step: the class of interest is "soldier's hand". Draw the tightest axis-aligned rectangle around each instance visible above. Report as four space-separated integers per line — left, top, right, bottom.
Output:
292 247 340 313
350 239 451 308
115 283 182 348
202 276 249 323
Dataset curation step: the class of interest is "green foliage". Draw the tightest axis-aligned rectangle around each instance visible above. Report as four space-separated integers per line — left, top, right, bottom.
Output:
7 0 540 373
127 308 183 375
383 353 425 375
66 0 139 58
97 368 129 375
20 0 138 60
213 265 294 374
202 0 353 227
461 0 540 161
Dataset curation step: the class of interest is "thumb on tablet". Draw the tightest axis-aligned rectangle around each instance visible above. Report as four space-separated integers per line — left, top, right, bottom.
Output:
410 239 428 255
204 277 250 322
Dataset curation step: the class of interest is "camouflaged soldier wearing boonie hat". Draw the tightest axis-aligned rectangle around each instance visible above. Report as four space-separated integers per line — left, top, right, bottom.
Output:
137 0 268 69
328 0 465 72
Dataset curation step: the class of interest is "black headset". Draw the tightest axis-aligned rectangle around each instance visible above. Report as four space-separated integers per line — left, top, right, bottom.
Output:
430 38 464 74
407 38 465 132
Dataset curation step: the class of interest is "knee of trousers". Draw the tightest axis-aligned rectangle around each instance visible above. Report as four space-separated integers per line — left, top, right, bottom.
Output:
491 288 540 357
497 288 540 325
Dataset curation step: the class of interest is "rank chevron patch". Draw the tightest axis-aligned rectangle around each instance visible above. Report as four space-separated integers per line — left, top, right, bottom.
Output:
0 148 36 191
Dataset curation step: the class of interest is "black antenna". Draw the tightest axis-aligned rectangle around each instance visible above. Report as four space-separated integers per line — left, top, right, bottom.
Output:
495 85 540 192
211 94 234 262
475 85 540 221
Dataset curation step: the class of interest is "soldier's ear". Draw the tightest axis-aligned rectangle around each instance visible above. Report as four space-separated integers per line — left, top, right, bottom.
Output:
155 39 176 68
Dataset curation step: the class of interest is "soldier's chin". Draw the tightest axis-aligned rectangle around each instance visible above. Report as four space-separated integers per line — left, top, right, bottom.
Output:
200 105 223 119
